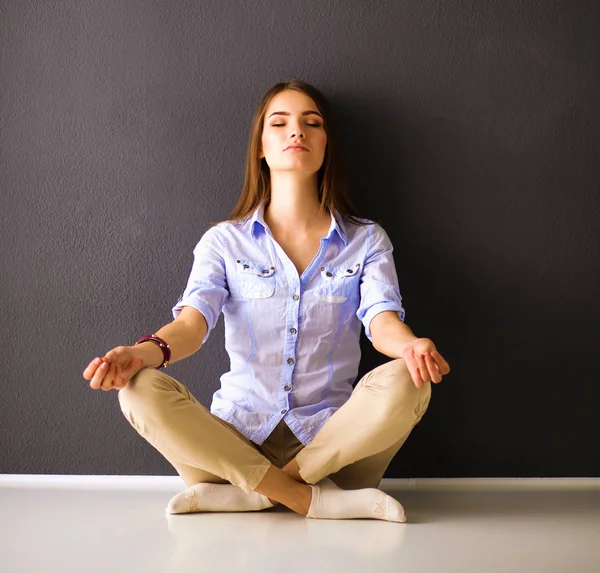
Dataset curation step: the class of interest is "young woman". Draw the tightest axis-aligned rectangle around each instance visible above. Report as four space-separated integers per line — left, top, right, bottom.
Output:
83 80 450 522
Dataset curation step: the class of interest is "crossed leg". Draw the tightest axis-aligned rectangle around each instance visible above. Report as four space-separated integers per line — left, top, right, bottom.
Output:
118 358 430 519
254 358 431 516
118 368 312 513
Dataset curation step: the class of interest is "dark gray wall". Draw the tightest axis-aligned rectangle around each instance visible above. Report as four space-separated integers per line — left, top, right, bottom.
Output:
1 0 599 478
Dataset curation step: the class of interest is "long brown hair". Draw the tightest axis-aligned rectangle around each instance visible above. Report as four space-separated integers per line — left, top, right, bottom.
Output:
210 79 376 229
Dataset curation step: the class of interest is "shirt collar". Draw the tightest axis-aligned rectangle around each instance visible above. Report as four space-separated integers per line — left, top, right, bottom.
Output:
250 202 348 245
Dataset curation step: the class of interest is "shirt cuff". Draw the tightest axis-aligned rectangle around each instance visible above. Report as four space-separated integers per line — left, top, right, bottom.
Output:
362 303 406 342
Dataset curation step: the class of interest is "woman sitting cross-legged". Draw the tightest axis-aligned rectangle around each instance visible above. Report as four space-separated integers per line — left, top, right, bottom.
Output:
82 79 450 522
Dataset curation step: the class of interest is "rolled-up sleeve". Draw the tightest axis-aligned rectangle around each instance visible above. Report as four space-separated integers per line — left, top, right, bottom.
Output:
171 227 230 345
356 223 406 342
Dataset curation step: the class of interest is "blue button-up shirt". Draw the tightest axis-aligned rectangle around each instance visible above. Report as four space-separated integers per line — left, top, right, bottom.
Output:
171 202 406 446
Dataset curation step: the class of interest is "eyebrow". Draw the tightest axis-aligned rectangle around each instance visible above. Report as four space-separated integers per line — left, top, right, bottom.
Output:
268 110 323 119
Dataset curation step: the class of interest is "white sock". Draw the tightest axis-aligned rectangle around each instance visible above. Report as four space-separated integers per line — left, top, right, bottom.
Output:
166 483 275 514
306 484 407 522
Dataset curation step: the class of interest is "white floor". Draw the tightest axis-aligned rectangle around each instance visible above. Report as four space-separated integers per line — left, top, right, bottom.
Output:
1 476 599 573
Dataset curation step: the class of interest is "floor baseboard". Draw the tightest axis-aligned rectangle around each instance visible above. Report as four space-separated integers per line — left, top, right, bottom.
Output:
1 474 599 491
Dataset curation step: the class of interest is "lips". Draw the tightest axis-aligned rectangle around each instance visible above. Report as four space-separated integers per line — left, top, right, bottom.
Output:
284 145 309 151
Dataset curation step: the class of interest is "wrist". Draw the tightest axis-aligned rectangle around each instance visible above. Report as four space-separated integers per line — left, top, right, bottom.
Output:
133 341 164 369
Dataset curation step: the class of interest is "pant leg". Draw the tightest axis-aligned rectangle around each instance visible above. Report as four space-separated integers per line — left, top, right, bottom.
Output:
155 450 229 488
117 367 272 493
325 411 426 490
166 420 304 488
294 358 431 485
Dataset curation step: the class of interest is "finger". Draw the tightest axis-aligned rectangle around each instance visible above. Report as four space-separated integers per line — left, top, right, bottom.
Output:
106 364 120 391
115 363 128 389
431 351 451 374
83 357 102 380
405 350 424 389
416 352 430 383
425 354 442 383
109 364 121 391
90 360 109 390
101 361 118 391
113 364 128 390
110 361 120 386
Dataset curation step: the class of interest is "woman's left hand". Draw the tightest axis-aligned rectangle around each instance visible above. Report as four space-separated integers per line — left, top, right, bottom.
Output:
401 338 450 389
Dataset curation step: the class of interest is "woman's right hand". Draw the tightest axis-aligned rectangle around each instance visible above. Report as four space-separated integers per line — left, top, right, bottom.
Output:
83 346 145 392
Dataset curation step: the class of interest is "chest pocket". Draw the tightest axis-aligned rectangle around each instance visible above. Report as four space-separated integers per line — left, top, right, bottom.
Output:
315 262 361 303
235 258 276 299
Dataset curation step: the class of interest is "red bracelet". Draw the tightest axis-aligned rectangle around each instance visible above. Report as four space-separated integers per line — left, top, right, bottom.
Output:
135 335 171 369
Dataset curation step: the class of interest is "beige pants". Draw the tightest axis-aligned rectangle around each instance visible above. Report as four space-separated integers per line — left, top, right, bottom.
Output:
118 358 431 494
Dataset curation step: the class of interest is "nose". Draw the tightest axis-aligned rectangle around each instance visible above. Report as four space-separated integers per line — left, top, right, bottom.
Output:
290 123 304 139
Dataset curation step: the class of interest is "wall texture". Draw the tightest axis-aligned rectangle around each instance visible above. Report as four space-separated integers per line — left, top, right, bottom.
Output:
1 0 599 478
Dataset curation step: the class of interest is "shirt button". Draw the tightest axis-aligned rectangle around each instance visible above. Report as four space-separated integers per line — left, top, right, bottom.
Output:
284 385 291 391
290 328 297 334
281 409 287 414
287 358 294 365
292 294 299 300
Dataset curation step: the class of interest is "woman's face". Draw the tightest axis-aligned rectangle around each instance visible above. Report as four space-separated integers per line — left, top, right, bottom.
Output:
259 89 327 175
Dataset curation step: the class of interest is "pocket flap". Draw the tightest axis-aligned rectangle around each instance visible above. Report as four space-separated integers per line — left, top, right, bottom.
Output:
236 259 275 277
319 262 361 280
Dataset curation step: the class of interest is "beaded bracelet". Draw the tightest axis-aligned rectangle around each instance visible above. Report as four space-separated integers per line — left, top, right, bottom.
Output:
135 334 171 369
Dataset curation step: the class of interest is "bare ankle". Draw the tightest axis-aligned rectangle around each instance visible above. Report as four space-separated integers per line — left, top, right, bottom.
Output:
288 483 312 516
254 465 311 515
281 459 305 483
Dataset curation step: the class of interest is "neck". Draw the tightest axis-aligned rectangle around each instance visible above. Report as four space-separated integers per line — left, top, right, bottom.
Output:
264 171 327 235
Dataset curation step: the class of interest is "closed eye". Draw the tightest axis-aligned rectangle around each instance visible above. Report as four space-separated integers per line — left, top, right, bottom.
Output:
272 123 322 127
